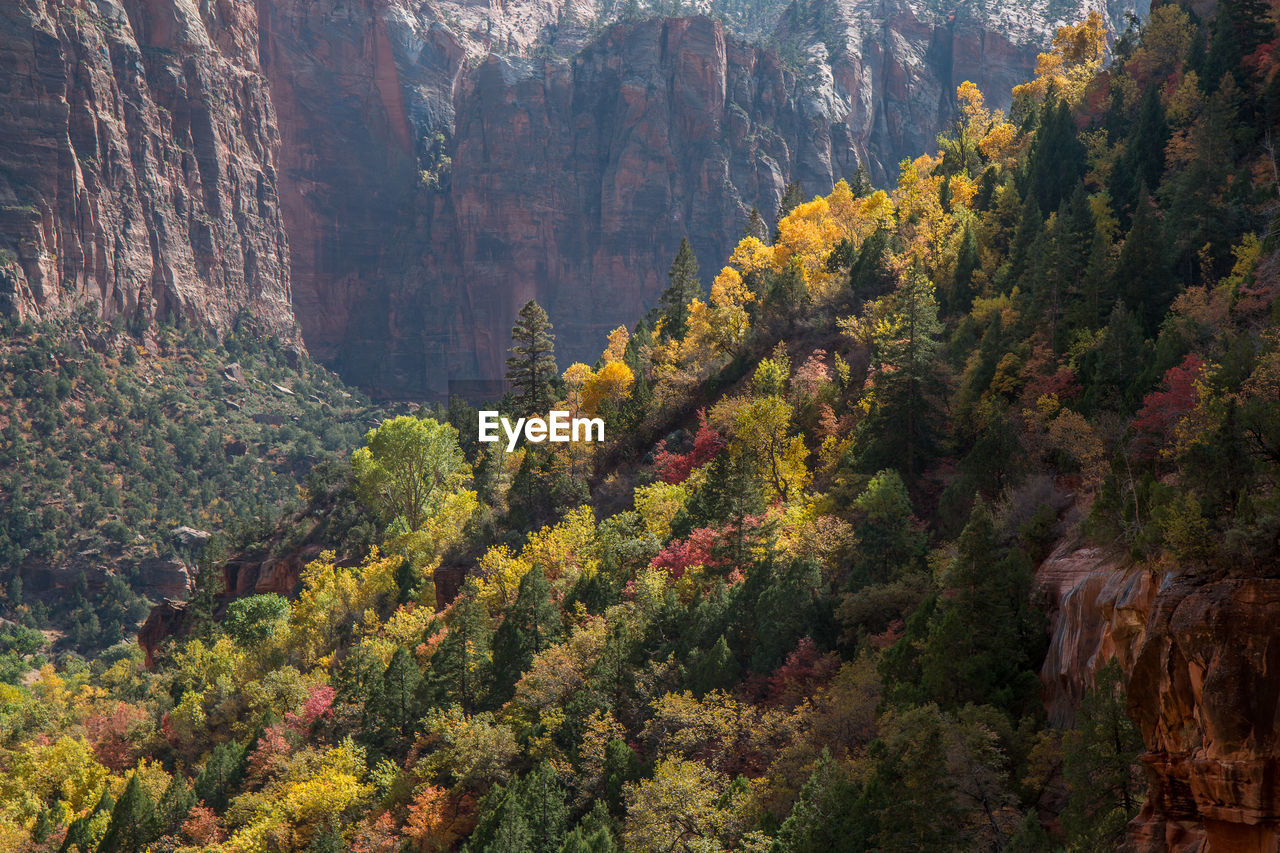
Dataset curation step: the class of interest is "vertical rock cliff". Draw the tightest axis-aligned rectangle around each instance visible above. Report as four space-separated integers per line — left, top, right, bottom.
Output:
1 0 1137 396
257 0 1141 397
0 0 296 337
1037 544 1280 852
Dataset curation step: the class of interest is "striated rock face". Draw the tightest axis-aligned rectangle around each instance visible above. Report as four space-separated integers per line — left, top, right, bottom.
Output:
0 0 296 337
262 0 1141 397
1 0 1137 394
1036 541 1280 852
1125 576 1280 853
1037 542 1158 726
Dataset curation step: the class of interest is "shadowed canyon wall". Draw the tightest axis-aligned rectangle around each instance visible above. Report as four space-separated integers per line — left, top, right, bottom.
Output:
1037 544 1280 853
1 0 1140 397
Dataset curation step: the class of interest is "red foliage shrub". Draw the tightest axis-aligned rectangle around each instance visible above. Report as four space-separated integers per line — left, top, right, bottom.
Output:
653 409 725 484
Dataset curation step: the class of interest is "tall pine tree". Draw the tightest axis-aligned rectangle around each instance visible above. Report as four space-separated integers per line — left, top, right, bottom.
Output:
655 238 702 340
507 300 558 416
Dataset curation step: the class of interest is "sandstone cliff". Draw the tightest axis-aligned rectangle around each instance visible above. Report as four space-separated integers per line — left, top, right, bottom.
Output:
2 0 1136 397
0 0 296 337
1037 545 1280 852
263 0 1143 397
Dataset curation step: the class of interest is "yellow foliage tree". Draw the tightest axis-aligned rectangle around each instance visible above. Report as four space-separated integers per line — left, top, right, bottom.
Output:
1012 12 1108 105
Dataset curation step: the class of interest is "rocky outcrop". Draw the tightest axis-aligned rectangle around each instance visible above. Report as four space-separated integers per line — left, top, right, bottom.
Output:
1125 576 1280 853
1037 542 1159 726
1036 542 1280 851
0 0 296 337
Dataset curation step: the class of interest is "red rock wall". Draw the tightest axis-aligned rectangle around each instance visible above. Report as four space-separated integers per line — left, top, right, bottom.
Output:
0 0 296 338
1037 545 1280 852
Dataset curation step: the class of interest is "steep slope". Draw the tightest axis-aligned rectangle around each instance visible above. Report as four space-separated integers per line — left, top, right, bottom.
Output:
0 0 296 338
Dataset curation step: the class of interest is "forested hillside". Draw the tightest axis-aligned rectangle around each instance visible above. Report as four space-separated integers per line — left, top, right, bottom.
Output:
1 1 1279 851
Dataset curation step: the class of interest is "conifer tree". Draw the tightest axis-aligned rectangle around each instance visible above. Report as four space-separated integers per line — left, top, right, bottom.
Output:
1114 188 1173 333
854 269 945 482
743 207 769 243
156 773 197 836
774 180 806 239
424 579 493 713
377 646 422 748
949 224 979 314
507 300 558 416
98 773 160 853
655 238 702 340
491 566 562 703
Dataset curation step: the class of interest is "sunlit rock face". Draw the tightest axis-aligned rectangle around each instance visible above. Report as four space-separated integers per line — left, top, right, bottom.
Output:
0 0 296 339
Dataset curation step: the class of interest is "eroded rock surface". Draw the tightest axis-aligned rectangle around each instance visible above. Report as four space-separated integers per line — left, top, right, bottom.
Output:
0 0 296 338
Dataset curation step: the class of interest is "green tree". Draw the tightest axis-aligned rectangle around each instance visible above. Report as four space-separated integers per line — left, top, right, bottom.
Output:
377 646 423 750
743 207 769 243
423 579 493 714
1062 660 1145 850
491 566 562 703
948 223 979 314
507 300 559 416
772 750 865 853
846 469 926 588
774 180 806 239
193 739 248 812
854 269 945 481
223 594 290 646
467 761 569 853
98 773 160 853
656 238 702 340
1113 188 1174 334
352 415 468 531
898 504 1046 717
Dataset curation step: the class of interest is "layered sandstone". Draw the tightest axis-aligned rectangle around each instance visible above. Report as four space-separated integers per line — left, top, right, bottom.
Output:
1 0 1135 395
0 0 296 337
265 1 1137 398
1126 576 1280 852
1036 543 1280 852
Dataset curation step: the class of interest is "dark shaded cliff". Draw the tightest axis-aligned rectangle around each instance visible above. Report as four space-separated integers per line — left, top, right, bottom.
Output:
1 0 1134 397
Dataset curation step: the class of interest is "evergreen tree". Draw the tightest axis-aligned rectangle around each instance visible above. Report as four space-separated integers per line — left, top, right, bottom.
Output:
774 180 806 239
98 773 161 853
853 269 945 482
423 579 493 713
849 228 896 300
1111 86 1169 216
491 566 562 703
1062 660 1145 851
507 300 558 416
847 470 927 589
899 504 1046 718
655 238 702 340
193 739 248 812
1205 0 1273 89
467 762 569 853
683 633 739 697
773 751 866 853
377 646 422 750
850 162 873 197
948 223 979 315
156 772 197 835
1025 95 1087 213
743 207 769 243
1114 188 1174 334
61 788 114 853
